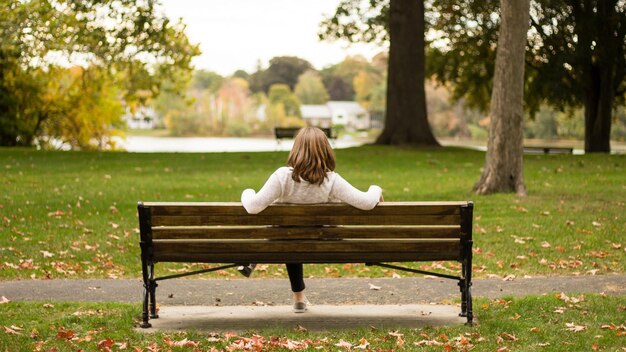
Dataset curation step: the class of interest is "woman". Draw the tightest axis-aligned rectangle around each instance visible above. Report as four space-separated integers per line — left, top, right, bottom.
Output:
241 127 383 312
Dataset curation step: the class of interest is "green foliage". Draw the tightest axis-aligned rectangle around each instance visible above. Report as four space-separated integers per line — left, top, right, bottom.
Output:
320 56 382 101
318 0 389 44
267 84 302 126
225 120 251 137
294 70 329 104
320 74 354 101
53 69 125 151
250 56 313 93
0 0 200 148
525 106 559 140
527 1 626 110
426 1 500 112
165 110 208 136
319 0 625 149
191 70 223 92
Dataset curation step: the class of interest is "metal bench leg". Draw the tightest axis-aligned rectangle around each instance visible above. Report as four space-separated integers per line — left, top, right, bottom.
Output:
465 259 474 325
149 264 159 319
458 277 467 317
140 257 152 328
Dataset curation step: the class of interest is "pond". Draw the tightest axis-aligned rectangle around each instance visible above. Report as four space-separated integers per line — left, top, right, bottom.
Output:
118 136 365 153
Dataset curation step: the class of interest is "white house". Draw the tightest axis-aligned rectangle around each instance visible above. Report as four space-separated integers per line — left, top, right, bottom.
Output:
300 104 332 127
123 106 159 129
300 101 370 130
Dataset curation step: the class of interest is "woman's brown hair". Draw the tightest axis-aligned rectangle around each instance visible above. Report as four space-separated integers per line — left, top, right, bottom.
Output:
287 127 336 185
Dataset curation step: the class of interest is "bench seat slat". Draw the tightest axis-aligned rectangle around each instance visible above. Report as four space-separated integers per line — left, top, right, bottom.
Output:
152 225 461 240
145 202 465 217
151 214 461 226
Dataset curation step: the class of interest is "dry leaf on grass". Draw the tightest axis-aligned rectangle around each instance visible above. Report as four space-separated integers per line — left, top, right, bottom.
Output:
565 322 587 332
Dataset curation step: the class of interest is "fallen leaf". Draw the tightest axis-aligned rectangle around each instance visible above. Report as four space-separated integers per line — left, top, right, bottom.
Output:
565 322 587 332
592 221 602 227
3 326 21 335
57 328 74 339
500 333 518 341
164 337 198 347
334 339 352 349
98 338 115 348
368 283 381 290
40 251 54 258
502 274 516 281
354 338 369 349
0 296 9 304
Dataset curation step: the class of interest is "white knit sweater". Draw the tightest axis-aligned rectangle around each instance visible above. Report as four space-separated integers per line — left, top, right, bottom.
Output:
241 167 382 214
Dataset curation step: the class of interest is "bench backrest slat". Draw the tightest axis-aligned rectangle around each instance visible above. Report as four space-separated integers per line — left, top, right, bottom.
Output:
152 225 461 240
147 202 464 227
146 202 464 216
151 214 461 226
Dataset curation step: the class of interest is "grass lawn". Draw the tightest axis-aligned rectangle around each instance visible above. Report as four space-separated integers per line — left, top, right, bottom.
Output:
0 294 625 351
0 146 624 280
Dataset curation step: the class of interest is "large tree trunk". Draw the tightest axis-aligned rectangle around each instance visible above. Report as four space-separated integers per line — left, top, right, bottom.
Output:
583 0 617 153
584 65 614 153
375 0 439 146
474 0 529 195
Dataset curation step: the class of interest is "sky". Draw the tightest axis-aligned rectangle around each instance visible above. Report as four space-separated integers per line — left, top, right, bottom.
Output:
159 0 386 76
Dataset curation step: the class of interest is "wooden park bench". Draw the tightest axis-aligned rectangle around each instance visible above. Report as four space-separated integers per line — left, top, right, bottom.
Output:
523 146 574 155
137 201 475 328
274 127 334 141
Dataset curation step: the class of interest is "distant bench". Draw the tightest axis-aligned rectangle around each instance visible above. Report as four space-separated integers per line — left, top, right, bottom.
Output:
137 201 475 328
274 127 334 141
523 146 574 155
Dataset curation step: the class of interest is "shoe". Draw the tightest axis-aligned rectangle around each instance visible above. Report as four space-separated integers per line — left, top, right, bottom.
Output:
237 263 256 278
293 301 307 313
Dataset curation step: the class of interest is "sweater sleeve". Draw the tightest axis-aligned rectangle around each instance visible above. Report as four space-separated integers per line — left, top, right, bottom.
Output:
329 173 382 210
241 171 282 214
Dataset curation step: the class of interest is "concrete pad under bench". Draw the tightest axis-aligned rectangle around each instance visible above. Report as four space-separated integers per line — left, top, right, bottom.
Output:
137 304 468 332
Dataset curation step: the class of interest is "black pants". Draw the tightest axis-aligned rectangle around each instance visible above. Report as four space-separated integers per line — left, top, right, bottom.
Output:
286 263 305 292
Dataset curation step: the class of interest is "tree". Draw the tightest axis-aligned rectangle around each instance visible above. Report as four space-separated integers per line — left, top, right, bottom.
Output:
321 74 354 101
473 0 530 195
376 0 438 145
41 66 125 150
321 0 439 146
294 70 330 104
528 0 625 152
252 56 313 94
428 0 626 153
192 70 223 92
267 84 302 127
0 0 199 148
